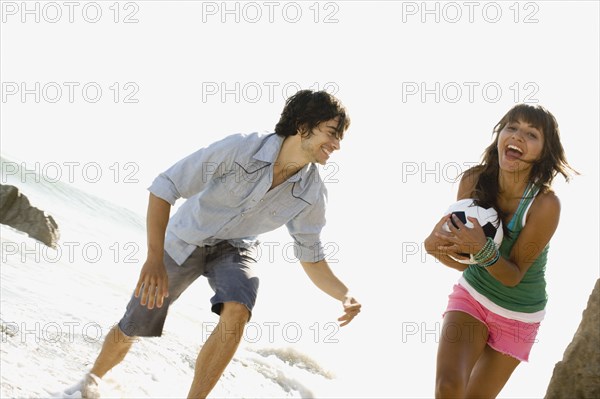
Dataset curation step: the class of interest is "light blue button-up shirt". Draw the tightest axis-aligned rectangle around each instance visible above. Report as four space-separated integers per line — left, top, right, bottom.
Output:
148 132 327 265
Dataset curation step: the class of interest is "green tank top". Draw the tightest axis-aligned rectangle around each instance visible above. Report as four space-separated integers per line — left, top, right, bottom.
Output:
462 183 548 313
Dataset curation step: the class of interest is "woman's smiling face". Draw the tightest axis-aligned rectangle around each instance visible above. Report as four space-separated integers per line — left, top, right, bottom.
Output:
497 119 545 174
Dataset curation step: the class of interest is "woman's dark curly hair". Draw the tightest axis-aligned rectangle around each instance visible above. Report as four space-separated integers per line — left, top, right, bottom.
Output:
275 90 350 138
468 104 578 229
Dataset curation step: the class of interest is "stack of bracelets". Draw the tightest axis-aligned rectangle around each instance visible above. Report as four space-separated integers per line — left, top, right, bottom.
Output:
473 237 500 268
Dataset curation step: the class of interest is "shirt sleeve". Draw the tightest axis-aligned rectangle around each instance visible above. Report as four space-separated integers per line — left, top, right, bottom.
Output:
286 186 327 263
148 134 242 205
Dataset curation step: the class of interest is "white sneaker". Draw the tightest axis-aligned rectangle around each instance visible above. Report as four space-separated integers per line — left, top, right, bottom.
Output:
80 373 101 399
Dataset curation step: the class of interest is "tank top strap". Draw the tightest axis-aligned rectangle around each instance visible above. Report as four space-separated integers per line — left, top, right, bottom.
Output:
507 182 541 230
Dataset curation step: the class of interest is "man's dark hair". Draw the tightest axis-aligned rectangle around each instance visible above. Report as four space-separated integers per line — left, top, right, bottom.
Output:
274 90 350 139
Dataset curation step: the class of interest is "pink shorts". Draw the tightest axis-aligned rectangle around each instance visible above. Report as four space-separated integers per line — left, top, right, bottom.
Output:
443 284 541 362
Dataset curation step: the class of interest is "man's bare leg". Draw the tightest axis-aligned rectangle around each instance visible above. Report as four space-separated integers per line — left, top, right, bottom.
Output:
81 325 137 397
187 302 248 399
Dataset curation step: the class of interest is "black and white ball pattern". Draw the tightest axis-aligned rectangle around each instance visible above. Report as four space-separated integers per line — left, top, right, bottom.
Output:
442 199 504 264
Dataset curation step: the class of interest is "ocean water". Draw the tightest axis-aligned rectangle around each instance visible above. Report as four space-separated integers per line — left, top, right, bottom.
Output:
0 156 337 398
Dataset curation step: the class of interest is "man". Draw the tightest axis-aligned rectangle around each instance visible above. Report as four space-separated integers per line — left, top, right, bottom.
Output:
81 89 361 398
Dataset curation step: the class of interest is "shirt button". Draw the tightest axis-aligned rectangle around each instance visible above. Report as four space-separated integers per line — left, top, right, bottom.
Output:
241 213 245 217
260 199 264 202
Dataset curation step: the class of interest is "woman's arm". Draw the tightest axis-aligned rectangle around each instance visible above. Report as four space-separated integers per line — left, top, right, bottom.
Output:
441 191 561 286
423 167 481 271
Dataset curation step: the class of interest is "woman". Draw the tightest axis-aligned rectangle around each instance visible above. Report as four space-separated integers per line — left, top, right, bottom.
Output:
424 104 577 398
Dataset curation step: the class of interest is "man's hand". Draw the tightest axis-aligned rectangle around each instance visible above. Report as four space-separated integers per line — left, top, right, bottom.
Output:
300 260 361 326
134 257 169 309
338 295 361 327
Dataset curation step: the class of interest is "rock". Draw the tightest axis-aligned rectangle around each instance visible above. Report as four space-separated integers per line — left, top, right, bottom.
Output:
545 279 600 399
0 184 60 248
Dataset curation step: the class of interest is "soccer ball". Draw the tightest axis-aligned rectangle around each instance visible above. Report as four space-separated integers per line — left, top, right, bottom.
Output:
442 199 504 264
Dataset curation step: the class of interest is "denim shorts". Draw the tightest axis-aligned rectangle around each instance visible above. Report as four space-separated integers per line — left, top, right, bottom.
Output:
118 242 259 337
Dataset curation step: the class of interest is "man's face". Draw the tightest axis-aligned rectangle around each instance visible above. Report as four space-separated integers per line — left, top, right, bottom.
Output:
300 117 343 165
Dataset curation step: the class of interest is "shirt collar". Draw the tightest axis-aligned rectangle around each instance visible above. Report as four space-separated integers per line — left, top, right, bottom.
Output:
253 133 310 183
253 133 282 163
